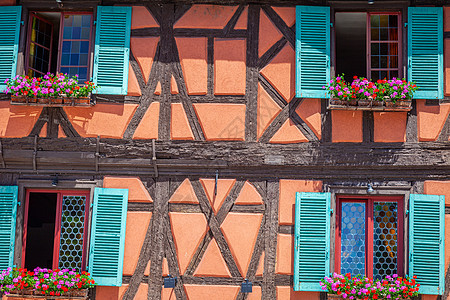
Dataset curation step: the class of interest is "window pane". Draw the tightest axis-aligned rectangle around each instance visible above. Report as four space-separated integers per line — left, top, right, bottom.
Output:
373 202 398 280
341 202 366 276
59 195 86 271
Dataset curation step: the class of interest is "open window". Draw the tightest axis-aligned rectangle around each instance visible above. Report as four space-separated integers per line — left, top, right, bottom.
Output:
26 12 93 83
335 12 401 82
23 190 90 271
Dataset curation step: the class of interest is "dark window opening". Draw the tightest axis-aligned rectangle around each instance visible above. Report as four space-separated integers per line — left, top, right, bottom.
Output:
24 192 57 270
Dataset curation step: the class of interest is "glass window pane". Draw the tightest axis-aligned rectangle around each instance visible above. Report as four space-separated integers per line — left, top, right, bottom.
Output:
371 15 380 28
371 43 379 55
73 15 82 27
371 71 380 81
82 15 91 27
71 41 80 53
371 56 379 68
389 15 398 27
81 27 90 39
62 41 71 53
59 195 86 271
341 202 366 276
79 54 88 66
80 41 89 53
70 54 79 66
61 54 70 65
371 28 379 41
373 202 398 280
78 67 88 81
380 15 388 27
389 56 398 68
380 56 388 68
63 26 72 39
72 26 81 39
64 14 73 27
380 28 388 40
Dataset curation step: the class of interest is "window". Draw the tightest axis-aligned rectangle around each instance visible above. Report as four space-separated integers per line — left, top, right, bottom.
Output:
293 192 445 295
335 196 404 280
0 186 129 287
23 190 90 271
295 6 443 99
0 6 132 95
335 12 401 82
26 12 93 83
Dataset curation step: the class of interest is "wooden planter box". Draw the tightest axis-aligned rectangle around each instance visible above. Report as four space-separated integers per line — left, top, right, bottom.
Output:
3 289 89 299
328 98 412 111
10 95 92 107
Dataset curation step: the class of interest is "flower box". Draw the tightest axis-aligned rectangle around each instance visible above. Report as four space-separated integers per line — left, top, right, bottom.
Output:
10 95 92 107
328 98 412 111
4 288 89 299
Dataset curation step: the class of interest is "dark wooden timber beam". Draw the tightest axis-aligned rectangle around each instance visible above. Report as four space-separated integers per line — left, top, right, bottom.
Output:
0 138 449 179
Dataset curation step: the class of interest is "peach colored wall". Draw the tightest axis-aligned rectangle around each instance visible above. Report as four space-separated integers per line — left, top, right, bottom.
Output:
0 102 41 138
417 100 450 141
373 112 407 143
332 110 363 143
214 38 246 95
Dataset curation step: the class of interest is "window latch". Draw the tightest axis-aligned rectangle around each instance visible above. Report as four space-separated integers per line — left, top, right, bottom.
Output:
329 208 333 215
330 22 333 28
404 22 408 28
20 21 24 26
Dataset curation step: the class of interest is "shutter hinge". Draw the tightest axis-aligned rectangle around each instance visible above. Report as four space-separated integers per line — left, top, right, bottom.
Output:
404 22 408 27
406 209 409 216
93 20 97 25
17 201 20 206
20 21 24 25
329 208 333 215
330 23 333 28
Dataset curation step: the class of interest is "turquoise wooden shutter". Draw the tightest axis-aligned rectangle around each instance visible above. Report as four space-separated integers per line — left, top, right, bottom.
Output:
88 188 128 286
408 7 443 99
0 186 18 270
409 194 445 295
294 192 330 291
0 6 21 92
296 6 330 99
93 6 131 95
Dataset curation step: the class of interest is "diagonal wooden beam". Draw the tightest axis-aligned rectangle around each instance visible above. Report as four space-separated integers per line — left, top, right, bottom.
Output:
261 6 295 48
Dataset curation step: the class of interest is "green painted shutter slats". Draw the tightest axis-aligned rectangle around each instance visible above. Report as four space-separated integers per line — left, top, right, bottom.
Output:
0 186 18 270
88 188 128 286
0 6 21 92
93 6 131 95
407 7 443 99
296 6 330 99
294 192 330 291
409 194 445 295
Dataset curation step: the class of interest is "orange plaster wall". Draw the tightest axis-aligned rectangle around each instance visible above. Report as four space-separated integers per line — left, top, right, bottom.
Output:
103 176 153 202
276 234 294 275
0 102 41 138
175 5 238 29
260 44 295 102
123 212 152 275
0 0 14 5
133 102 160 140
269 119 308 144
259 10 282 57
331 110 363 143
131 6 158 28
373 112 407 143
176 37 208 95
279 180 323 225
131 37 159 84
184 285 240 300
171 103 194 140
277 287 320 300
424 180 450 206
295 98 322 140
214 38 246 95
257 83 282 139
64 104 137 139
127 63 141 96
272 7 296 27
193 103 245 141
96 284 147 300
417 100 450 141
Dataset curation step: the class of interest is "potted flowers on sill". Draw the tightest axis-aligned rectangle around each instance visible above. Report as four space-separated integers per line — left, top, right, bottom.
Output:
321 272 420 300
324 74 418 109
4 73 98 106
0 267 95 299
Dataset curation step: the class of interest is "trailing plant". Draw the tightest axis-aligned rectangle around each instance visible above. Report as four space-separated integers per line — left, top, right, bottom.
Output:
320 273 420 300
324 75 418 103
0 267 95 296
4 73 97 99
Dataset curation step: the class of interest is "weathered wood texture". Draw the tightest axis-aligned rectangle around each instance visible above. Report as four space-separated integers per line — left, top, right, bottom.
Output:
0 138 449 179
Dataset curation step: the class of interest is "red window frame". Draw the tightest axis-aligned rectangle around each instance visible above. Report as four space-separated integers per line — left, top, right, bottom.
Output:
22 189 90 270
335 195 404 278
25 13 54 77
25 11 93 78
366 12 403 80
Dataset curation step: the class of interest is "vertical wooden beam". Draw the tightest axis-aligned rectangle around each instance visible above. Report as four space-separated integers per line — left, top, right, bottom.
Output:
321 99 332 142
158 4 174 141
148 178 170 300
362 111 374 143
406 100 418 143
245 5 260 142
263 179 278 299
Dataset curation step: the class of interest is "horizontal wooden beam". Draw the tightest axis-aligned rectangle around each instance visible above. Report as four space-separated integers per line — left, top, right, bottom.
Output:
0 138 449 179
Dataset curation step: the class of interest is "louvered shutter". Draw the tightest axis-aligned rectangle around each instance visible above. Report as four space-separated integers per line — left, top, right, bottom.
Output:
0 186 18 270
0 7 21 92
294 192 330 291
296 6 330 98
88 188 128 286
407 7 443 99
93 6 131 95
409 194 444 295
